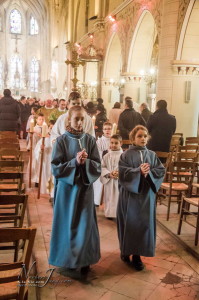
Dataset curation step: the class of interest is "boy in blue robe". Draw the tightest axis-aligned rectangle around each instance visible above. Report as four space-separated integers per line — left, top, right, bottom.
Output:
117 125 165 271
49 106 101 278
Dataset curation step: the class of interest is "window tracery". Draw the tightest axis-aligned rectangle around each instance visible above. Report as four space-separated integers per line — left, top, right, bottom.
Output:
30 57 39 92
30 16 39 35
10 55 22 88
10 9 22 34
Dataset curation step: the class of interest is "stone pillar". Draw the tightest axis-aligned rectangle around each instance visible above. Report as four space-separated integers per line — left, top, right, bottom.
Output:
156 0 180 112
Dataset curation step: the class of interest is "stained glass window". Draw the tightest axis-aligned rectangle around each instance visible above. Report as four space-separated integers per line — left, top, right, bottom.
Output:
10 9 22 34
30 16 39 35
30 57 39 92
0 59 3 89
10 55 22 88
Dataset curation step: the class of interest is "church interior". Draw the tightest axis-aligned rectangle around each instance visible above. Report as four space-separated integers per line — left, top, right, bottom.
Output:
0 0 199 299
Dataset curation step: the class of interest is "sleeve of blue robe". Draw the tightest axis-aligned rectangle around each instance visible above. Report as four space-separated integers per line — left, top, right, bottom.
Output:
145 154 165 193
119 152 142 194
51 137 101 186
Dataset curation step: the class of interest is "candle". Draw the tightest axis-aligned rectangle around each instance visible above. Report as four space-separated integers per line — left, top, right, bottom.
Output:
92 116 96 127
111 123 117 136
30 118 34 133
42 122 48 137
78 139 83 150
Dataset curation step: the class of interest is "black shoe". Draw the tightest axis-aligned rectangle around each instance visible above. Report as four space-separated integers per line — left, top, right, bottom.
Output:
35 183 39 187
58 267 82 279
120 254 130 263
132 255 144 271
81 265 90 274
95 204 99 207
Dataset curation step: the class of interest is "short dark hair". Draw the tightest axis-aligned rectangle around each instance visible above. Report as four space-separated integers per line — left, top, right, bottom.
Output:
68 92 81 102
37 113 44 118
125 99 133 109
20 96 26 101
111 134 122 142
113 102 121 109
3 89 11 97
59 99 66 103
157 100 167 109
96 104 105 113
97 98 103 104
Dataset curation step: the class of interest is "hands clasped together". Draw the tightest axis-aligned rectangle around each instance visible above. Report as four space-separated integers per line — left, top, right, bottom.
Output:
140 163 150 177
76 149 88 165
110 170 119 179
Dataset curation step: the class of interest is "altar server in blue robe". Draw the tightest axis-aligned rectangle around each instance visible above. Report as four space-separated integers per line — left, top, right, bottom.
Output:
49 106 101 277
117 125 165 271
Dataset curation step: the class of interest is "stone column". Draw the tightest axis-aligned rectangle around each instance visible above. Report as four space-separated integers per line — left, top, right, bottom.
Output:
156 0 180 112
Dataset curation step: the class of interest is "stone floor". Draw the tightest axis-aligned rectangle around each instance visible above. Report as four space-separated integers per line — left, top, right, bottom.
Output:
25 186 199 300
2 141 199 300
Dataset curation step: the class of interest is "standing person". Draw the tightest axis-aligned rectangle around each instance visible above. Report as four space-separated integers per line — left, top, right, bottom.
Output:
147 99 176 152
108 102 123 125
49 99 67 122
37 99 56 125
49 106 101 279
118 98 146 140
117 125 165 271
93 122 112 206
0 89 21 132
95 105 107 138
18 96 30 139
51 91 95 141
140 103 152 123
100 134 123 219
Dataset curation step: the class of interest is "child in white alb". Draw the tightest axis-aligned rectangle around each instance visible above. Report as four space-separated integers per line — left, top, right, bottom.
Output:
93 122 112 206
100 135 123 218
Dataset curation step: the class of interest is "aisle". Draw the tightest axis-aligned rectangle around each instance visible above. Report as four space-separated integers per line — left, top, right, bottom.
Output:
26 186 199 300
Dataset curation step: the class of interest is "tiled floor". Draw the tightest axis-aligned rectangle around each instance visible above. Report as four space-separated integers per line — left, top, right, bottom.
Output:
6 141 199 300
26 187 199 300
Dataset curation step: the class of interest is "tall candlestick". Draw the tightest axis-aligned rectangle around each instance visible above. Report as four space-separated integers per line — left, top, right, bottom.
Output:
111 123 117 136
30 118 34 133
42 122 48 137
92 116 96 127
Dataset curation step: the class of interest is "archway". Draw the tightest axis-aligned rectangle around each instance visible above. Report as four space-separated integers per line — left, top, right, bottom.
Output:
172 0 199 137
102 32 122 110
127 11 158 110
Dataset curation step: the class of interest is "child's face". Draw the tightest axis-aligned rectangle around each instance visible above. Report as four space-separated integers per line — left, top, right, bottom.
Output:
133 129 148 146
110 138 121 151
68 99 81 109
103 125 112 138
37 116 45 126
69 111 84 131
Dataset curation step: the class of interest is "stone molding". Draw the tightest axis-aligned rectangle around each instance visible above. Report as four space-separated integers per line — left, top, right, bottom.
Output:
172 60 199 76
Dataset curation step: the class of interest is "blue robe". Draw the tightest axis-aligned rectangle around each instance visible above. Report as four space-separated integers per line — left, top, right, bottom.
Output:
49 131 101 268
117 145 165 257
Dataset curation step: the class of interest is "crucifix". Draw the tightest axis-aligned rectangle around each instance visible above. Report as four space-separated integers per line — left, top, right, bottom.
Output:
12 34 20 54
65 48 85 91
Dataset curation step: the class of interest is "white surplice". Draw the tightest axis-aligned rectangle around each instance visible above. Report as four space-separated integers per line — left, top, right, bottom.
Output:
34 137 52 194
100 149 123 217
93 135 110 205
31 125 42 183
50 111 95 142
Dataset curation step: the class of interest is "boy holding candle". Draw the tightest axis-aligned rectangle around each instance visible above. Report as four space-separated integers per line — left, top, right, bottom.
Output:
31 113 46 186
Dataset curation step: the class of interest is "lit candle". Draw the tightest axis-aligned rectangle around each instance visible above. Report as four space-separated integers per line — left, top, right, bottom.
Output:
30 118 34 133
42 122 48 137
92 116 96 127
111 123 117 135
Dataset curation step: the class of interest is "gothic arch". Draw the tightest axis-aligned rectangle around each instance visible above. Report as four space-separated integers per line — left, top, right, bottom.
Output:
127 10 157 74
103 32 122 79
176 0 199 60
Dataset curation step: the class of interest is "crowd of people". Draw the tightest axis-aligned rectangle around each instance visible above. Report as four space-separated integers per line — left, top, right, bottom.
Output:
0 88 178 279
